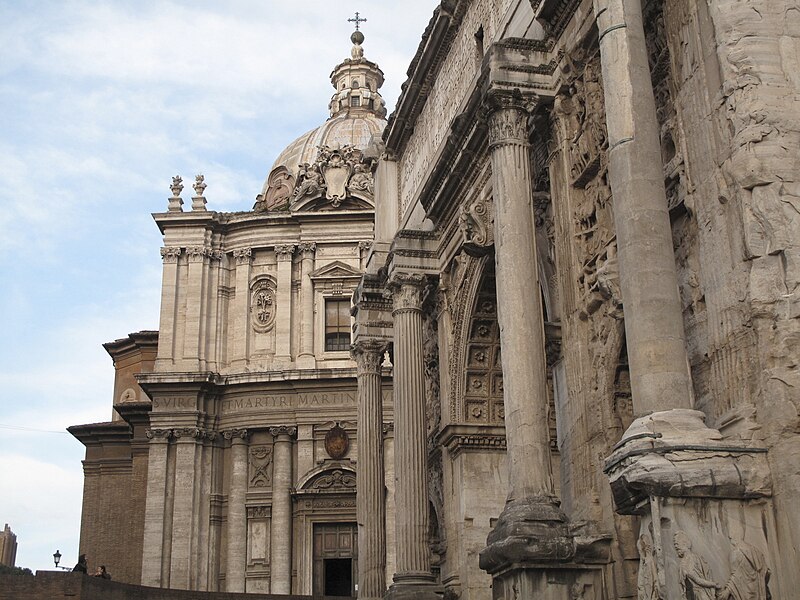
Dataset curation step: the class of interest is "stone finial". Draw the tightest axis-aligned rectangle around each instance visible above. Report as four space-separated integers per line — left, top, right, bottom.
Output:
168 175 184 212
192 174 208 211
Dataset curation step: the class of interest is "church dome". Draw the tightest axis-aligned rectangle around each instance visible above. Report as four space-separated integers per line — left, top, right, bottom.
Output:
261 28 387 199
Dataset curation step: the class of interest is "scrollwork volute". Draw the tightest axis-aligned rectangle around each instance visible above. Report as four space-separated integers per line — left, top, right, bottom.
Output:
254 166 295 212
222 428 249 441
269 425 297 439
250 276 277 333
173 427 202 440
459 195 494 256
145 428 172 441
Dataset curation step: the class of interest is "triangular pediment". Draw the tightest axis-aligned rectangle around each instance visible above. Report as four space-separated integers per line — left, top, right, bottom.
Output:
309 260 363 280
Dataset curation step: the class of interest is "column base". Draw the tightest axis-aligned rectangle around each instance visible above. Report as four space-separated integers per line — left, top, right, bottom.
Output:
384 580 443 600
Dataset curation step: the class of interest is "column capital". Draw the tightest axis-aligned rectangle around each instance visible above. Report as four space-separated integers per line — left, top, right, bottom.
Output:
387 272 429 314
481 86 539 148
233 247 252 265
222 428 249 442
172 427 203 441
275 244 296 261
269 425 298 439
145 428 172 442
160 247 182 263
298 242 317 257
186 246 210 263
351 339 389 374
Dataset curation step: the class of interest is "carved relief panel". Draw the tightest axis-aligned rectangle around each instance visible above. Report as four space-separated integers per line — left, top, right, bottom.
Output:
249 445 274 488
250 276 277 333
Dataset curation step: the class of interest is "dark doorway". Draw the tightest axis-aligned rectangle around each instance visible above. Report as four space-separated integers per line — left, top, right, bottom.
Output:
324 558 352 596
313 522 357 597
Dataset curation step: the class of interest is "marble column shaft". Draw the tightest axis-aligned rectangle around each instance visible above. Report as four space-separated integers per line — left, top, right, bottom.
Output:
353 341 388 599
299 243 316 360
225 430 249 592
389 275 435 583
594 0 693 415
141 429 171 586
485 90 555 502
269 426 295 594
275 246 295 361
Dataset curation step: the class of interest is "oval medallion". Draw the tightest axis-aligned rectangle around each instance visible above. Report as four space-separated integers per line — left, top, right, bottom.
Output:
324 424 349 460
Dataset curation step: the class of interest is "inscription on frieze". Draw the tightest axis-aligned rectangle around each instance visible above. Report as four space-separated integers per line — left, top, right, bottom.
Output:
220 391 382 414
152 396 194 410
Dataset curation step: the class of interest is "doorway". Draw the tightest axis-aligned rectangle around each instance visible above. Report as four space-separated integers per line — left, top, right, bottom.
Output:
313 523 357 597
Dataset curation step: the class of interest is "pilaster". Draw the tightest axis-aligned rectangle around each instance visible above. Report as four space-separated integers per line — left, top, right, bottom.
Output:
269 425 296 594
274 245 296 364
183 246 210 371
155 248 182 371
231 248 252 369
297 242 317 368
169 427 203 590
223 428 249 592
141 428 172 586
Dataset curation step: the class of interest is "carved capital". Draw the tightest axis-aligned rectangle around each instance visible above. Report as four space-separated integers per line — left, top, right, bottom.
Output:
482 87 538 148
186 246 209 263
275 244 296 261
388 272 428 314
173 427 202 440
222 428 249 442
160 247 182 263
269 425 298 439
233 248 252 265
351 340 389 374
145 428 172 441
298 242 317 257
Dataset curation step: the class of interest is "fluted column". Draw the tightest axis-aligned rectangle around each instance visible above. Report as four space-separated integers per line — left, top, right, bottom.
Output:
479 88 575 577
141 428 172 586
594 0 693 415
224 429 249 592
486 88 555 503
297 242 317 368
275 245 296 363
353 340 388 599
387 273 437 595
155 248 181 371
269 426 296 594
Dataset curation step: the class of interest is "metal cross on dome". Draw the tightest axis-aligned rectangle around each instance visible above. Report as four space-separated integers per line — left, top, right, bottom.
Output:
348 12 367 31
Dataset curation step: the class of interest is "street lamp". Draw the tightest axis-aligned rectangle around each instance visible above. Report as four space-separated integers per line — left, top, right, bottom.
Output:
53 549 62 569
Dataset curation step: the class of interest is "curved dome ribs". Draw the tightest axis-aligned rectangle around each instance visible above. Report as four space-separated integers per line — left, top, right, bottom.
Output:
253 27 386 213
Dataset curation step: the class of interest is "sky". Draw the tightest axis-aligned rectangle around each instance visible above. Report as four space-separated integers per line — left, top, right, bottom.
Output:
0 0 438 573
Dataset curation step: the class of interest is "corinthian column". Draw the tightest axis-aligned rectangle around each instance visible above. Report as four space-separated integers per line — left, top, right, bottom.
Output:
352 340 388 600
297 242 317 368
479 88 575 577
386 273 440 600
269 426 296 594
224 429 249 592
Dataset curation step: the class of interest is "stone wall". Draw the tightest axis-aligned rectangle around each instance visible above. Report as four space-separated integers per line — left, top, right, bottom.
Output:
0 571 350 600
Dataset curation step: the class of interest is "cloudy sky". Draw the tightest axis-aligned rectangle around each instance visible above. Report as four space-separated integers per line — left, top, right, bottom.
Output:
0 0 437 572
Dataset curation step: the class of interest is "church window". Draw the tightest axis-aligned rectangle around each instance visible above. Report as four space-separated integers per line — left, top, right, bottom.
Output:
350 96 361 107
352 79 360 88
325 299 351 351
368 99 375 110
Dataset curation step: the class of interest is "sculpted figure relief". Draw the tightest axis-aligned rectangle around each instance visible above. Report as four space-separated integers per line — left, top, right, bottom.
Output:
288 143 375 209
718 541 770 600
674 531 720 600
637 531 659 600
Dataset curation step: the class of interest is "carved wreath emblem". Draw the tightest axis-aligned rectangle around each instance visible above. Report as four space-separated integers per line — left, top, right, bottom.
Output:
250 277 277 332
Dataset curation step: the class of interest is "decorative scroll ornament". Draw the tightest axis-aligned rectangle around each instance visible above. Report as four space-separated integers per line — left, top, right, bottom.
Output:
250 276 277 333
324 423 350 460
459 196 494 256
310 468 356 490
254 166 295 212
249 445 273 487
289 144 375 210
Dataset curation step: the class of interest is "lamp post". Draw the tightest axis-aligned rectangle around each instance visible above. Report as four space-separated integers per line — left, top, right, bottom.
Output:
53 549 61 569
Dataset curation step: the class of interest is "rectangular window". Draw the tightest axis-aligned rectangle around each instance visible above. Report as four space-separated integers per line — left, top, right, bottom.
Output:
325 299 351 352
350 96 361 107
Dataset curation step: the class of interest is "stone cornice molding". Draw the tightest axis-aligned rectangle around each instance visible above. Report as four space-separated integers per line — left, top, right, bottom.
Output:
269 425 298 440
160 247 182 264
233 248 252 265
275 244 296 261
222 428 250 442
438 424 507 458
351 340 389 375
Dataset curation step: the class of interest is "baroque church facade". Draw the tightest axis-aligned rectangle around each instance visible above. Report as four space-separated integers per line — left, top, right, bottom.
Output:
72 1 799 599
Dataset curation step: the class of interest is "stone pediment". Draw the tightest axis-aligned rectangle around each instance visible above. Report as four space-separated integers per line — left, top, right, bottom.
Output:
309 261 363 280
